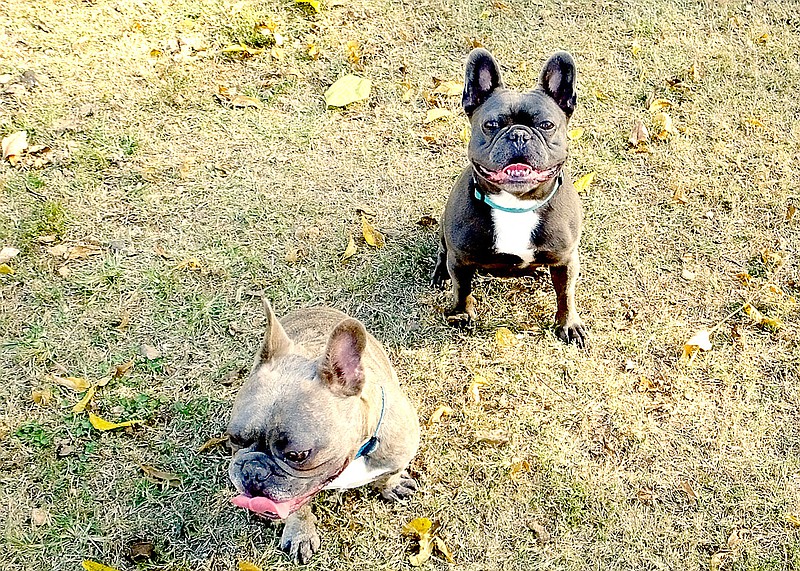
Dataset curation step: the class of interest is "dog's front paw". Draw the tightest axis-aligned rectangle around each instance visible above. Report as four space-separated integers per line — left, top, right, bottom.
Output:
378 471 418 502
280 508 321 564
555 319 589 349
445 295 477 326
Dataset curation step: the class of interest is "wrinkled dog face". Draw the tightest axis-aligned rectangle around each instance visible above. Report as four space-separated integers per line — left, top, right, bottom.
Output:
463 49 577 195
227 308 368 520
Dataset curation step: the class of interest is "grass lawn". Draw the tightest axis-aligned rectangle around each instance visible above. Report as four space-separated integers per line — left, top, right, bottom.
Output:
1 0 799 569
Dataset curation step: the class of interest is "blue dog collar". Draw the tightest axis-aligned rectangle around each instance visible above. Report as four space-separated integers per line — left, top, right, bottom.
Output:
355 386 385 459
473 172 563 213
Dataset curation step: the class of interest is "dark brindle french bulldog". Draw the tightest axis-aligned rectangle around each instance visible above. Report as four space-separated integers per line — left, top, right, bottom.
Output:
227 302 420 563
432 48 588 347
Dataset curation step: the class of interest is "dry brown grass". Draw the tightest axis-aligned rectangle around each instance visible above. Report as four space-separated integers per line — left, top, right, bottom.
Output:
1 0 799 569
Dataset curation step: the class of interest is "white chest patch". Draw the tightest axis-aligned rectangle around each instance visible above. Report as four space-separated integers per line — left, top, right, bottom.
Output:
324 457 391 490
490 192 541 264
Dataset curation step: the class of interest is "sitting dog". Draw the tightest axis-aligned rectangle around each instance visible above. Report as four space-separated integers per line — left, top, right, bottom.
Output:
432 48 588 347
227 302 420 563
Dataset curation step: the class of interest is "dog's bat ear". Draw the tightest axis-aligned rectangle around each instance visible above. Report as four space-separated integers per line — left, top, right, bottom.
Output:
539 51 577 117
319 318 367 397
462 48 504 117
257 299 292 363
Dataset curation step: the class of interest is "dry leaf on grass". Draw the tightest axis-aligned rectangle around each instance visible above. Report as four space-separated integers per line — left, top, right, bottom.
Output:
345 40 361 64
31 388 52 405
324 75 371 107
428 405 453 424
567 127 584 140
785 514 800 527
72 386 97 413
198 435 229 452
296 0 320 13
653 112 678 140
238 562 262 571
31 507 50 526
113 360 134 379
402 517 453 565
88 413 143 431
341 234 357 261
0 264 13 275
82 561 122 571
672 187 689 204
786 204 796 221
682 330 712 361
432 81 462 96
128 540 154 562
573 172 595 194
140 344 162 360
476 429 509 446
628 120 649 149
416 215 437 227
174 257 203 271
631 39 641 56
648 98 673 113
743 303 781 329
0 246 20 264
140 464 181 485
2 130 27 164
361 215 385 248
458 125 471 143
424 108 452 123
53 375 91 392
495 327 516 347
679 480 698 506
468 374 488 403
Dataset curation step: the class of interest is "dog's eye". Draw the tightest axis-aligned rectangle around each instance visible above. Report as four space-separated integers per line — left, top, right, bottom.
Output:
284 449 311 464
483 119 500 130
538 120 555 131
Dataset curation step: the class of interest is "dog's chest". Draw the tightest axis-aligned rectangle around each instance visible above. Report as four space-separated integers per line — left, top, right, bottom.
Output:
491 205 541 265
324 457 391 490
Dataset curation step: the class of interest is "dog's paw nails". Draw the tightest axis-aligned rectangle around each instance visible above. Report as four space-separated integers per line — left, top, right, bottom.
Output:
555 322 589 348
380 472 418 502
280 518 321 564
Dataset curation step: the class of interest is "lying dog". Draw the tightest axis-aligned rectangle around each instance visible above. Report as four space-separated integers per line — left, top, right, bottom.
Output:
226 302 420 563
432 48 588 347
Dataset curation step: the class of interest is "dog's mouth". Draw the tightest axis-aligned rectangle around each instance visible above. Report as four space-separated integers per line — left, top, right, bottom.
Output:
231 491 315 520
230 460 349 520
474 161 561 185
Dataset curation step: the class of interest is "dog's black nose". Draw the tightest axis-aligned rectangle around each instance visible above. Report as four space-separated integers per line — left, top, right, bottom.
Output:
507 127 532 143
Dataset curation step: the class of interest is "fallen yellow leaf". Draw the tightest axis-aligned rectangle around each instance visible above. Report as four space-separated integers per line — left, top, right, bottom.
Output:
198 434 229 452
0 264 13 274
495 327 516 347
468 374 488 403
458 125 471 143
229 94 263 109
593 87 607 101
424 108 452 123
410 535 433 566
648 98 673 113
175 257 203 271
2 130 28 164
573 172 596 194
324 75 371 107
628 120 649 147
53 376 91 392
567 127 584 140
140 464 181 485
743 303 781 329
361 215 385 248
428 405 454 424
341 234 357 261
653 111 678 139
82 562 122 571
403 517 433 538
345 40 360 64
631 39 641 56
682 330 712 361
433 536 455 563
755 32 769 45
744 117 764 128
113 360 134 380
238 562 263 571
432 81 463 96
72 386 97 413
32 388 52 405
296 0 321 13
785 514 800 527
88 413 143 431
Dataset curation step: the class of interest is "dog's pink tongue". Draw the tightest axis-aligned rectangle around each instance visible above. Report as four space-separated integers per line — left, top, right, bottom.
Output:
231 494 293 519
